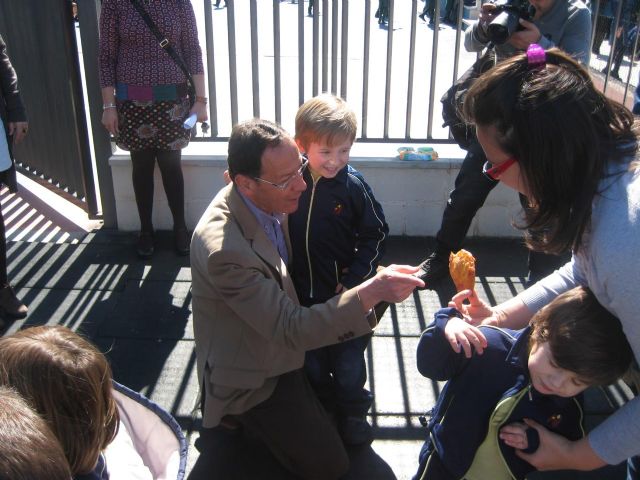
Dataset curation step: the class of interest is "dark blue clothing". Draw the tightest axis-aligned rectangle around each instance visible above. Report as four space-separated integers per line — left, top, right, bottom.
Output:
289 163 388 304
414 308 584 480
289 163 387 416
74 453 108 480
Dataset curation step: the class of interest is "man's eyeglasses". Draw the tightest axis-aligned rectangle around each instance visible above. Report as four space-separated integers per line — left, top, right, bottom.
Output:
482 157 517 181
252 159 308 190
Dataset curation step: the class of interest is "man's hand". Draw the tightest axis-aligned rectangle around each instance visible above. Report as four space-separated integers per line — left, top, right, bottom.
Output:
447 289 497 326
478 2 498 26
514 419 606 471
8 121 28 145
508 19 542 49
444 316 487 357
356 265 424 311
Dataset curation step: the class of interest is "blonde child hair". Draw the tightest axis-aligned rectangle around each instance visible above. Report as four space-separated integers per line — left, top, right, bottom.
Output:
0 325 119 475
295 94 357 150
0 385 72 480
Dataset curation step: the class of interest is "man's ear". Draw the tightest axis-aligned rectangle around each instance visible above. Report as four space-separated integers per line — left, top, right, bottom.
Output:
234 174 254 195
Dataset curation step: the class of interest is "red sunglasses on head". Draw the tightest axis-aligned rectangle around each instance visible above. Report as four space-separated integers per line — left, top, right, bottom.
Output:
482 157 517 181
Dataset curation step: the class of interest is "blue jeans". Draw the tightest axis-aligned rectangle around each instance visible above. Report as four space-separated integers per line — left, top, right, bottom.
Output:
304 333 373 417
633 75 640 114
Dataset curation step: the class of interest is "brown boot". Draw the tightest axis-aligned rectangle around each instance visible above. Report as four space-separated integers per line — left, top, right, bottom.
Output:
0 284 28 319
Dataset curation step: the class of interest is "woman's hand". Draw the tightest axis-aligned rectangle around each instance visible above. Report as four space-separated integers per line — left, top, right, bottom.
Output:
101 108 119 137
191 100 208 123
8 121 28 145
444 316 487 357
514 419 606 471
448 289 498 326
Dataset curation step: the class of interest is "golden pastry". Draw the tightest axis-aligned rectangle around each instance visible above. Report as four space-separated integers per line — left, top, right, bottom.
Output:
449 249 476 292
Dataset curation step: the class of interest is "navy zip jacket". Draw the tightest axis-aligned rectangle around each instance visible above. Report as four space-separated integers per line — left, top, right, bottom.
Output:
415 308 584 480
289 163 388 306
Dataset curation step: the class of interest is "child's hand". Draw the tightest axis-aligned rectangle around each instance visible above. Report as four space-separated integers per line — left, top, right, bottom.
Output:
448 289 495 326
335 283 346 294
500 422 529 450
444 316 487 358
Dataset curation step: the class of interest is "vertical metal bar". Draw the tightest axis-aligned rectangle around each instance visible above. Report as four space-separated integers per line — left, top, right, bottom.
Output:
250 0 260 117
298 0 305 105
603 0 624 93
331 0 338 94
361 0 371 138
383 0 395 138
340 0 349 99
313 0 320 95
322 0 329 92
227 0 239 125
427 0 441 138
405 0 418 138
203 0 218 136
589 0 600 65
452 0 464 82
273 0 282 123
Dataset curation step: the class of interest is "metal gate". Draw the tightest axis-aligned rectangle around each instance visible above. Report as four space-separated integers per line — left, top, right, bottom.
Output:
0 0 99 217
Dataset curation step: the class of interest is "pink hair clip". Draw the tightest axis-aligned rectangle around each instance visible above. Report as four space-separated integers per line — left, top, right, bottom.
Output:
526 44 546 69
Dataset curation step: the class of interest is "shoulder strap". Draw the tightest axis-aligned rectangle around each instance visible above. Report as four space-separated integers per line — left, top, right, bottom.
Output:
129 0 194 90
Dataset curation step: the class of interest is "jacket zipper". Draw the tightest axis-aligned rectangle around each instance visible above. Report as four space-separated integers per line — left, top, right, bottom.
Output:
305 177 319 298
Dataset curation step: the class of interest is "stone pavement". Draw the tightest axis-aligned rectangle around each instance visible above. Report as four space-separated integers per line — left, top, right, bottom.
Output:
0 205 632 479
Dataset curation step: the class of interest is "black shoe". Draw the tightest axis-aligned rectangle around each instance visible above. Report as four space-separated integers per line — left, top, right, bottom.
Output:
417 249 451 288
136 232 154 259
339 416 373 446
174 227 191 256
0 284 28 320
611 71 621 81
418 13 427 21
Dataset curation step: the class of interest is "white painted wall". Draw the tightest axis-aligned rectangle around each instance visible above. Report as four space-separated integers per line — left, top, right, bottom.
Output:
109 142 522 237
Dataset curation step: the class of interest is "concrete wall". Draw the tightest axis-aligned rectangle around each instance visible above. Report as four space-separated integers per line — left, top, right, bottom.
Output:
109 142 523 237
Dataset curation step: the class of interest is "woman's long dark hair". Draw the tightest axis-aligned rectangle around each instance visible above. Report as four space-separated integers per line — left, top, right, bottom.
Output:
462 48 637 254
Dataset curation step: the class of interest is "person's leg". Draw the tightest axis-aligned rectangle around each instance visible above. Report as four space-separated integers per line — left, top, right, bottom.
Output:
130 149 157 257
419 141 497 285
156 149 190 255
304 346 337 413
237 369 349 480
330 334 374 445
0 206 27 320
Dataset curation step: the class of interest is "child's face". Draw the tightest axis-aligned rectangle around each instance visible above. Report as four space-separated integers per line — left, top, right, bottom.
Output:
527 341 589 397
302 138 352 179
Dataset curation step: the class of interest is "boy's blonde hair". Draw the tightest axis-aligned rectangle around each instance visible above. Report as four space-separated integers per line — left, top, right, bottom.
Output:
0 385 72 480
295 94 357 150
0 325 119 475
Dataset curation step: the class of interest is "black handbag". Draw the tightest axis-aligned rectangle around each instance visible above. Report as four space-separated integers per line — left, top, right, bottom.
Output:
440 49 495 149
129 0 196 107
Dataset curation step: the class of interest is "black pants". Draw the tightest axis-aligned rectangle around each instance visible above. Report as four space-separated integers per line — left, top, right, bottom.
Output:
436 139 568 282
236 370 349 480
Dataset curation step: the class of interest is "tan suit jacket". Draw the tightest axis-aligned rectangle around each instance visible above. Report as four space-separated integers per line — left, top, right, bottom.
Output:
191 184 375 427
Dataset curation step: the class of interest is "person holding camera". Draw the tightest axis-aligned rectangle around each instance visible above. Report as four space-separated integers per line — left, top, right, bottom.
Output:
418 0 591 288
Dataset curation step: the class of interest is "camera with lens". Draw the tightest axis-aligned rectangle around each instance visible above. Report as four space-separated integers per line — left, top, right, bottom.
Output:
485 0 534 45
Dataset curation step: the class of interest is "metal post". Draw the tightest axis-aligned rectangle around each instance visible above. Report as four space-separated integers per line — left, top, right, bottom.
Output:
273 0 282 123
383 0 395 138
203 0 218 136
250 0 260 117
405 0 418 138
340 0 349 99
227 0 239 125
361 0 371 138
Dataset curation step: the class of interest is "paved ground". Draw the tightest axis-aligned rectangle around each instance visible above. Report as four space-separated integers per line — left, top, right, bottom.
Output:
0 182 632 479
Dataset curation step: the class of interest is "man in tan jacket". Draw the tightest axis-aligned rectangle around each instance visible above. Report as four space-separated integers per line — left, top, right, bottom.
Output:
190 119 423 479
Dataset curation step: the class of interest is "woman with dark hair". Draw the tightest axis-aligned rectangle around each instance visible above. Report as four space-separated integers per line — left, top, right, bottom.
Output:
0 34 28 322
452 45 640 476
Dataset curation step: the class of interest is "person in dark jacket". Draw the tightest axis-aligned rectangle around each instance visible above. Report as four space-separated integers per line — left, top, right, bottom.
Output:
289 94 389 446
0 35 28 324
413 286 632 480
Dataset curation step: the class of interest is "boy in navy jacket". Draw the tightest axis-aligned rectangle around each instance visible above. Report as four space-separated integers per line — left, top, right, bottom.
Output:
414 286 632 480
289 94 388 445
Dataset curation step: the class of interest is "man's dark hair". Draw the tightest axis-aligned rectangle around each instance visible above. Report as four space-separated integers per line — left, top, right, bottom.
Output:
227 118 289 180
529 286 633 386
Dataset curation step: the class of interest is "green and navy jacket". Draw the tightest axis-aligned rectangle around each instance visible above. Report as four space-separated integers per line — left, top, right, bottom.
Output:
415 308 585 480
289 163 388 306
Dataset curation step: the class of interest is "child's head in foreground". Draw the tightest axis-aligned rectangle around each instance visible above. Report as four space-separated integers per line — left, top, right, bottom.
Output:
0 325 119 475
295 94 357 179
0 385 72 480
527 286 632 397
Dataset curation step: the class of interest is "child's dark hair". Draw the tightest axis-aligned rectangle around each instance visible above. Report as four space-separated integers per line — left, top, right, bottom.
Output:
0 325 119 475
0 385 72 480
529 286 632 386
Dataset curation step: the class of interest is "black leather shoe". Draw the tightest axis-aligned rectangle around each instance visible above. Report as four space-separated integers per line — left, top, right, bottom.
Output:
418 13 427 21
136 232 154 259
417 249 451 288
174 228 191 256
0 284 28 320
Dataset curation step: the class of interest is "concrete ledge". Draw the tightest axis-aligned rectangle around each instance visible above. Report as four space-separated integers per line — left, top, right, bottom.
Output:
109 142 523 237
